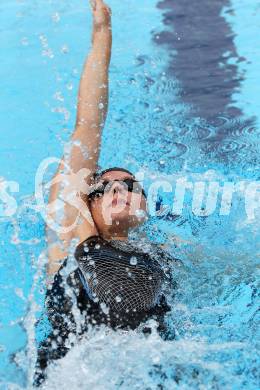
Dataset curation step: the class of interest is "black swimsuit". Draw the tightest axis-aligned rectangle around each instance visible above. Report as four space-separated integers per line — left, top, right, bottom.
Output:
34 235 175 386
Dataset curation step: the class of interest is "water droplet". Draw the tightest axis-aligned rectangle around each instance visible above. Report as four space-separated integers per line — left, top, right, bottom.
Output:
15 288 24 299
159 159 165 166
99 103 104 109
135 209 146 218
115 296 122 303
100 302 109 314
130 256 138 265
153 355 161 364
51 12 60 23
95 243 100 249
53 91 64 102
66 83 73 90
42 48 54 58
21 37 29 46
61 44 69 54
165 125 173 132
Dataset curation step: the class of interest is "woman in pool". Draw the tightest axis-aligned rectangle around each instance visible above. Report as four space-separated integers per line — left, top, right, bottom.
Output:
35 0 176 384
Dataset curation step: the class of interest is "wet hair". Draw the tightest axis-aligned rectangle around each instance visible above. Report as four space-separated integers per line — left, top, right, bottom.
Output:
93 167 136 181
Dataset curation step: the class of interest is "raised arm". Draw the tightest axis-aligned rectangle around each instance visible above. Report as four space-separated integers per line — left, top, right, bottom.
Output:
45 0 112 275
72 0 112 175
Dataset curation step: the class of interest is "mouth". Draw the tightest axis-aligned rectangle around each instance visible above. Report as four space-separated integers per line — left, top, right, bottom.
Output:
111 199 130 207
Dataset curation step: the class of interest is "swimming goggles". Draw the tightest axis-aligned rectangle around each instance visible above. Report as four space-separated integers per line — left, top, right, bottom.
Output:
88 178 147 200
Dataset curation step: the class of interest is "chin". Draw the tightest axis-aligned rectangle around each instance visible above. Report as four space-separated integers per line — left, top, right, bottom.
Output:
110 209 130 221
104 204 146 226
113 212 145 229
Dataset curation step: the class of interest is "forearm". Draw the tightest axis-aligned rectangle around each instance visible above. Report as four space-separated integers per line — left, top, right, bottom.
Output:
77 27 111 122
70 27 112 175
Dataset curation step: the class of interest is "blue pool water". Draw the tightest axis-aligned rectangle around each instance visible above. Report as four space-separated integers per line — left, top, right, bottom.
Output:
0 0 259 388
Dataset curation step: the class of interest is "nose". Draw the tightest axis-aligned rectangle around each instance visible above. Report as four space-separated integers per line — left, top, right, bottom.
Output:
111 181 127 195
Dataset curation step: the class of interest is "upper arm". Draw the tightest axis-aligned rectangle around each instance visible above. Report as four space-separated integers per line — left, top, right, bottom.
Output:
45 154 99 276
46 103 105 275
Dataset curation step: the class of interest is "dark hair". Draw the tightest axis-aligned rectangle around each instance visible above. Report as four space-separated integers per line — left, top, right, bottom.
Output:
93 167 136 181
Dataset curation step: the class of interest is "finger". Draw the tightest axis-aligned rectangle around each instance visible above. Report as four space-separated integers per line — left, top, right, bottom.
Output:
89 0 96 11
95 0 104 8
105 5 112 15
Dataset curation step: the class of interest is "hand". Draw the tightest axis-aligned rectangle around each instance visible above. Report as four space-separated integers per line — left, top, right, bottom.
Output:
90 0 112 31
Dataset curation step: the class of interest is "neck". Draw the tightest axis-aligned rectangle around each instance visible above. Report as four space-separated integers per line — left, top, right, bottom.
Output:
100 225 129 241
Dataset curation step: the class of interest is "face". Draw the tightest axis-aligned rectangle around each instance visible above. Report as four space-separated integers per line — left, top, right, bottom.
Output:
88 170 148 234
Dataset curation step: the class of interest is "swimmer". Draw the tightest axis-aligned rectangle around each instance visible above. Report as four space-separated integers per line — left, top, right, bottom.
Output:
34 0 177 385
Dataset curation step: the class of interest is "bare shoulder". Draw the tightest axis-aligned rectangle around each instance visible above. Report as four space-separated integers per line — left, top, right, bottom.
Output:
46 222 98 276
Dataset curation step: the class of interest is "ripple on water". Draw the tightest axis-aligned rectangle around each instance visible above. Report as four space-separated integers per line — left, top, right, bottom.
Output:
166 142 188 158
